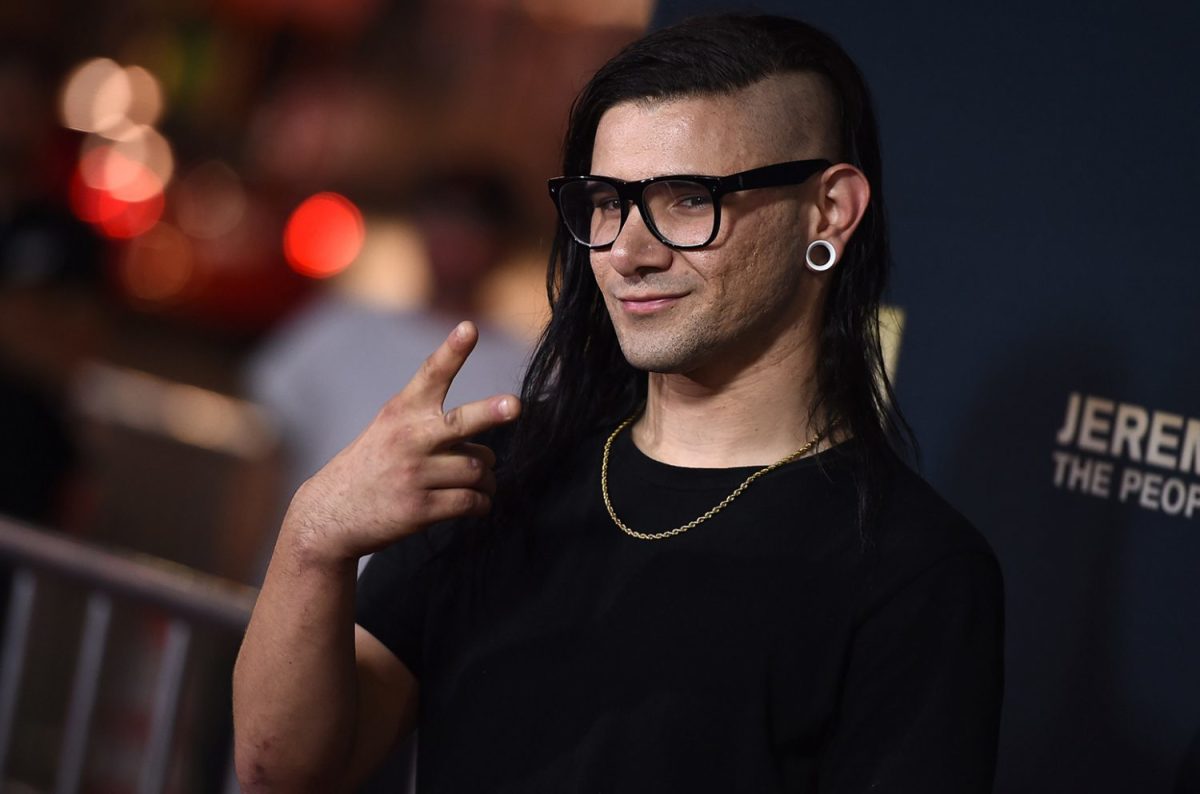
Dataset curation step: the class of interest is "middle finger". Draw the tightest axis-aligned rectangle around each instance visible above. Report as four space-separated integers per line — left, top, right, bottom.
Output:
417 451 497 493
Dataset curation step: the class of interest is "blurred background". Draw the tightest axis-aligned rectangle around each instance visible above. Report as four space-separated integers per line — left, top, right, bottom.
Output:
0 0 651 791
2 0 1199 792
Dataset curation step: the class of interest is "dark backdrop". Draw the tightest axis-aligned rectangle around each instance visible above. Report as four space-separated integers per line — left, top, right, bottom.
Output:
652 2 1200 792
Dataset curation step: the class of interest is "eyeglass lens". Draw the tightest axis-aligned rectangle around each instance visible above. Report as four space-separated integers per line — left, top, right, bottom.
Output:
557 179 715 248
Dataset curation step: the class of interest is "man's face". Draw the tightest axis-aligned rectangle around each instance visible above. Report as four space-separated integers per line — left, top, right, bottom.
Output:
588 76 828 377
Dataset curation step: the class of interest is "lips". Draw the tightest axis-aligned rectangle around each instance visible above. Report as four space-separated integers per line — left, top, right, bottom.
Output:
616 293 685 315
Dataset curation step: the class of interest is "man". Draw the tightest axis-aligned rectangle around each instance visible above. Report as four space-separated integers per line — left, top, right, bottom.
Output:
233 14 1004 793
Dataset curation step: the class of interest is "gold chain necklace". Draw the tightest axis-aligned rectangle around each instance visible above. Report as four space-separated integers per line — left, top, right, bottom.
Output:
601 415 829 541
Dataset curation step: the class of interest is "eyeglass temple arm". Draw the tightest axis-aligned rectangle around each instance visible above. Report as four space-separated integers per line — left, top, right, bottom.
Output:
724 159 832 193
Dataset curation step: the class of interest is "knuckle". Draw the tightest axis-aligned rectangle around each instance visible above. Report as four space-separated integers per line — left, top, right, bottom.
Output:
405 424 426 446
457 490 479 512
417 356 440 384
468 443 496 467
443 407 466 435
397 491 425 516
396 459 422 486
396 420 434 450
375 404 396 426
378 394 408 421
405 490 432 516
393 494 422 525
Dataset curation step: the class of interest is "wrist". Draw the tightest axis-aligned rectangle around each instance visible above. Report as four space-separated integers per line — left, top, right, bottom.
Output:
279 525 358 580
279 483 360 574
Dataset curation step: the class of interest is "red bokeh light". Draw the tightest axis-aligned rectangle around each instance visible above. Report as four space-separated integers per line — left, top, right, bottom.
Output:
68 164 164 239
283 192 364 279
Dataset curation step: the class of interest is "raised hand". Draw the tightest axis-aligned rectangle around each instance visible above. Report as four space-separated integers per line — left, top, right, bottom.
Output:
283 321 521 564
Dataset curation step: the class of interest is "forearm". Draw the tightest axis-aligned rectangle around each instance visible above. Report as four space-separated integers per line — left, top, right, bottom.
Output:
232 323 516 789
233 513 359 793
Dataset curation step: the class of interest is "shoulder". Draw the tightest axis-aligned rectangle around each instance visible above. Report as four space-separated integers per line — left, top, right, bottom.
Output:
860 449 1003 610
876 453 990 553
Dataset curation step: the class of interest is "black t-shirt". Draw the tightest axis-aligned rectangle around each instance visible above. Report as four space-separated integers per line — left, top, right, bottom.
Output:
356 429 1004 793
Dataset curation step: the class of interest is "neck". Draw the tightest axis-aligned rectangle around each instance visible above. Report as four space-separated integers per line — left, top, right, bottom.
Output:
631 322 827 468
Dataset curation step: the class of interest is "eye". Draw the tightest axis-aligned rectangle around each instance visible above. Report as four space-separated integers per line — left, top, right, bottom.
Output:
665 191 712 214
649 180 712 215
594 196 623 214
586 187 621 215
675 193 711 210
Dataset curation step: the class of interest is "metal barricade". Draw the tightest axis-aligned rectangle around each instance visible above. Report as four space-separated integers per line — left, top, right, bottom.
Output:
0 515 257 794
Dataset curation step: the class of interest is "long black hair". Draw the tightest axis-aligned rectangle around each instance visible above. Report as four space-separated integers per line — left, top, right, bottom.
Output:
496 13 915 532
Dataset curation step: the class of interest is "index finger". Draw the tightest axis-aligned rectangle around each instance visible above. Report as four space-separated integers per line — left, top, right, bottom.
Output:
404 321 478 408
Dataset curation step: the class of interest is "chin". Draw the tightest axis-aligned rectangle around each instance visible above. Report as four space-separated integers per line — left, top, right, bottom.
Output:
614 331 706 374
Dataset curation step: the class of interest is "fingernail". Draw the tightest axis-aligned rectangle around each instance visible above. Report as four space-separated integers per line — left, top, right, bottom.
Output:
455 321 470 339
498 397 513 418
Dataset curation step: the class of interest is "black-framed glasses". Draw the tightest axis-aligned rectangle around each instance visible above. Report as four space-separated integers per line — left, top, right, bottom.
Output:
547 159 831 250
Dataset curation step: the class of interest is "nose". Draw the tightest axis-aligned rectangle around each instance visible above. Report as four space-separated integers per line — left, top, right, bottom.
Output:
603 203 673 277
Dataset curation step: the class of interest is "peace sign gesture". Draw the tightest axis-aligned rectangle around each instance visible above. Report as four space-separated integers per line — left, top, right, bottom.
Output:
283 321 521 564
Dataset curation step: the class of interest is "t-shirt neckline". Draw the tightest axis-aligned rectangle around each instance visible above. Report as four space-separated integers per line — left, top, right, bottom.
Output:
609 423 854 492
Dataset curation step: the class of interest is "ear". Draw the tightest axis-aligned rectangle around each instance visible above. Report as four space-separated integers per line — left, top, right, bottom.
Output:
805 164 871 265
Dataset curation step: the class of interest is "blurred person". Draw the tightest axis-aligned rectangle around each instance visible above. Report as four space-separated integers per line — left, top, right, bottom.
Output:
235 14 1004 793
0 197 107 787
0 205 102 528
0 52 103 532
0 201 104 649
245 170 529 579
